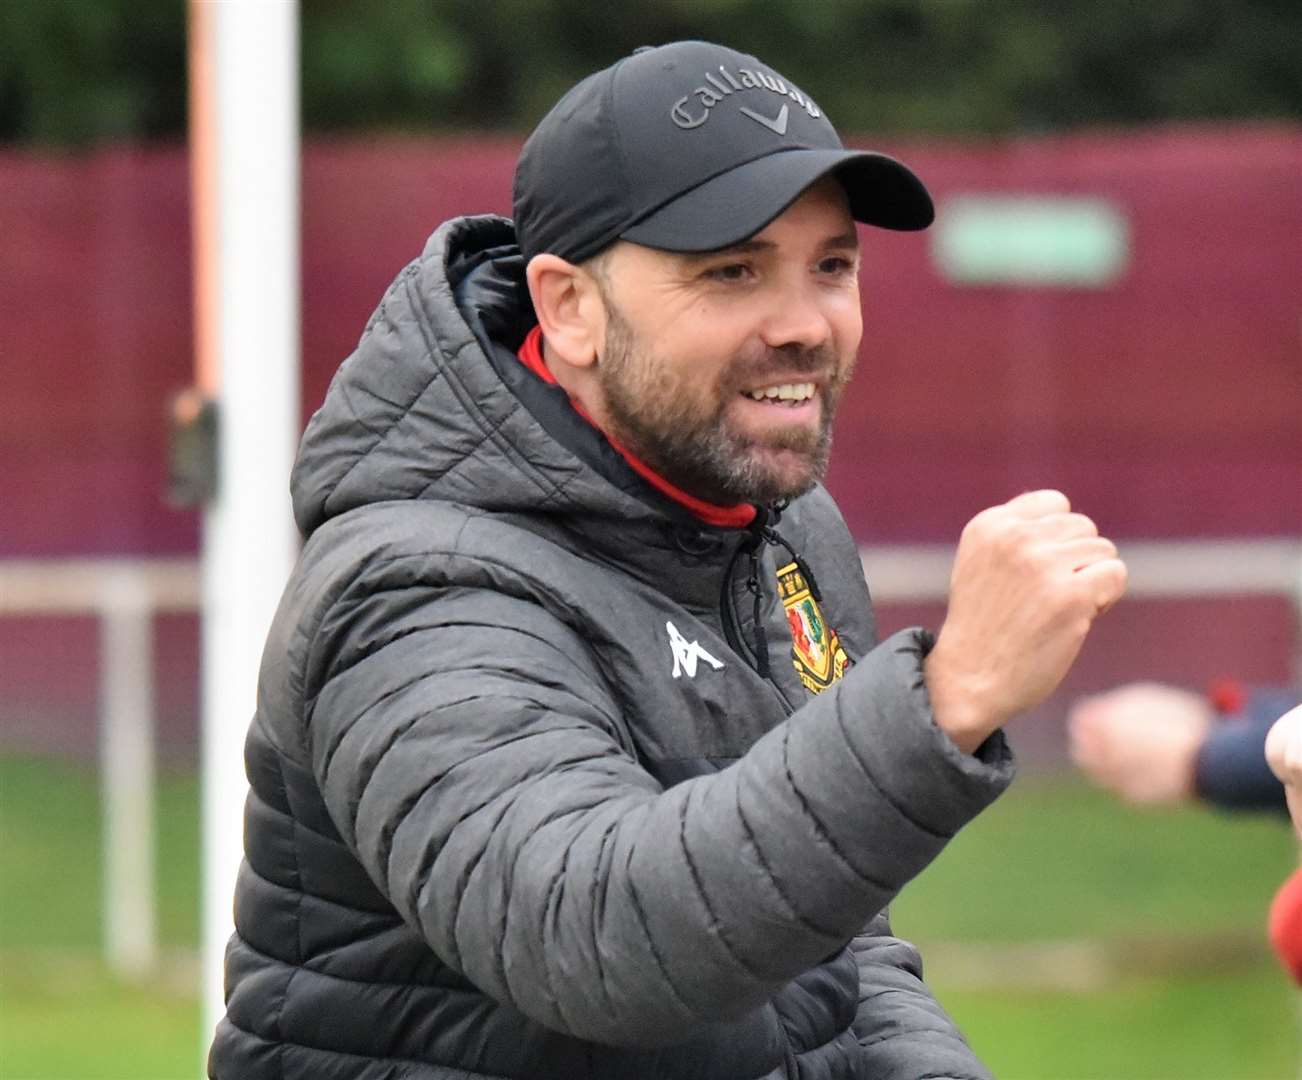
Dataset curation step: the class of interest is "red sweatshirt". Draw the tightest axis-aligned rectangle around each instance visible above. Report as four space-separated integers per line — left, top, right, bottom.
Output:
1270 867 1302 985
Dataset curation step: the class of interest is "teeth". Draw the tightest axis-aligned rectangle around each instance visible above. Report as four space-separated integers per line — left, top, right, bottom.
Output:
746 382 815 402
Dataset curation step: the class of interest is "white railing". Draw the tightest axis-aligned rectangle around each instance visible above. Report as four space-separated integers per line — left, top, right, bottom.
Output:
1 538 1299 978
861 537 1302 603
0 558 198 978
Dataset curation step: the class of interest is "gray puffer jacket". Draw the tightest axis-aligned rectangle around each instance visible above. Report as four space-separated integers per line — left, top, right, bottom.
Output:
208 214 1014 1080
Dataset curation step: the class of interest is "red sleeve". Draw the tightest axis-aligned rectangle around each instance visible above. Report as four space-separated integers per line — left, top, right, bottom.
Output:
1269 867 1302 985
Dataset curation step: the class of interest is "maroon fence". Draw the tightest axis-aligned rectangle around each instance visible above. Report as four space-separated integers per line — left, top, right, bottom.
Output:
2 127 1298 758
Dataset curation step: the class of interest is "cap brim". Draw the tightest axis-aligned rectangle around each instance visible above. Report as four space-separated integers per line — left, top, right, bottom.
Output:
619 148 933 254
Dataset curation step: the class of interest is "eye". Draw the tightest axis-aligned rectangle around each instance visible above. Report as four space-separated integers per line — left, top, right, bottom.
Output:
703 262 755 283
816 255 858 276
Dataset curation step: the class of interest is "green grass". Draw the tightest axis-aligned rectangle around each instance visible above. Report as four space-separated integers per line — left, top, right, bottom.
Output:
945 969 1297 1080
892 775 1299 1079
0 757 199 951
1 953 200 1080
1 755 1299 1079
893 772 1296 941
1 757 202 1079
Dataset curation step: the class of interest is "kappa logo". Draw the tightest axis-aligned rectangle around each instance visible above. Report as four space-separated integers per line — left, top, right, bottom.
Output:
666 621 724 679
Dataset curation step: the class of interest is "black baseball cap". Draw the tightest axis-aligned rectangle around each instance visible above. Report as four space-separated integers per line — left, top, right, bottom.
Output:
513 40 934 266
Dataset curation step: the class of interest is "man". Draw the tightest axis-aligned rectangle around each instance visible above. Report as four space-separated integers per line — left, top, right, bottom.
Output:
1265 705 1302 983
209 40 1125 1079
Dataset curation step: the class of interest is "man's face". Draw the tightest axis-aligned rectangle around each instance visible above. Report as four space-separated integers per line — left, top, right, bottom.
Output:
591 177 863 506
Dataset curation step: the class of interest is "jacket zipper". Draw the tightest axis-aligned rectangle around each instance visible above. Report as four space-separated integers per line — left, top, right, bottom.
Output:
719 556 758 668
719 518 798 714
722 514 807 1075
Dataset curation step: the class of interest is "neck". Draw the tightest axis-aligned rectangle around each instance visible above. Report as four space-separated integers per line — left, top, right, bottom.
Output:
519 327 756 528
538 338 613 430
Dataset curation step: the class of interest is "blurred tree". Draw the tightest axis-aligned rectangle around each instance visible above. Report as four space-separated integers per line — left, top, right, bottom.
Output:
2 0 1299 146
0 0 186 145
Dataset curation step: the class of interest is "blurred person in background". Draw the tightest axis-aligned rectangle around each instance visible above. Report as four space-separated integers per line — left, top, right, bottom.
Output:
1074 684 1302 990
1069 680 1291 815
1265 704 1302 983
208 41 1126 1080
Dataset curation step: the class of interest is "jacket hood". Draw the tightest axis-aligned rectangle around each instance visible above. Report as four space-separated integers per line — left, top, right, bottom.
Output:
292 215 703 541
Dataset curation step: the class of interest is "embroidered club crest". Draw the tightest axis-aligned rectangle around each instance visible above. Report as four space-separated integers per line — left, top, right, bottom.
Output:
776 561 851 694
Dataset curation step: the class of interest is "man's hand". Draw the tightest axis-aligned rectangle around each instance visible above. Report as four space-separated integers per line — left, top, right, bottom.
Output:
1265 705 1302 841
1066 682 1212 804
924 490 1127 754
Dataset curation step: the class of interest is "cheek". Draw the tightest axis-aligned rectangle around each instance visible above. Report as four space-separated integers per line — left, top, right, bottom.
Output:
831 301 863 379
834 293 864 349
668 326 753 391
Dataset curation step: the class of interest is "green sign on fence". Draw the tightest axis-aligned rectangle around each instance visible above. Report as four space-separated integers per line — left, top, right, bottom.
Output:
932 195 1130 286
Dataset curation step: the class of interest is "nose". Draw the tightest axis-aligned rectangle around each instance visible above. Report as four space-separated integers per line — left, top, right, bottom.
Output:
758 280 834 352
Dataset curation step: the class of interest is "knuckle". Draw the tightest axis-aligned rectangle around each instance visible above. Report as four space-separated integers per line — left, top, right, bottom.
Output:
972 505 1008 531
1044 489 1071 512
968 510 1015 550
961 510 992 540
1072 513 1100 536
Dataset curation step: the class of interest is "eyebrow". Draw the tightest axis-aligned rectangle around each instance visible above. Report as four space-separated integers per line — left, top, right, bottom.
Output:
683 238 774 261
680 231 860 264
821 232 861 252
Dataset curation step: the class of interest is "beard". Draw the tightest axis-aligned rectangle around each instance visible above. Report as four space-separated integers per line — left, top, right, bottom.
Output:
595 295 851 507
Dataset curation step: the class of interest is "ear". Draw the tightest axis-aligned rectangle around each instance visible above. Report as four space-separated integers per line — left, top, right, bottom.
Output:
524 253 605 370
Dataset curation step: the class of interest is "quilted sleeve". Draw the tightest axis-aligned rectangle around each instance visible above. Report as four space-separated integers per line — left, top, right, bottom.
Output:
849 911 993 1079
304 555 1013 1048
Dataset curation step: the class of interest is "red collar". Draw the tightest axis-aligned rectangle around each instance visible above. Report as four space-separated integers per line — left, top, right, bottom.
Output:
517 326 756 529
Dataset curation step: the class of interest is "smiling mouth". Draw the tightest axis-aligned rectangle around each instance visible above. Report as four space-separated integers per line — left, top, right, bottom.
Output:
743 381 817 405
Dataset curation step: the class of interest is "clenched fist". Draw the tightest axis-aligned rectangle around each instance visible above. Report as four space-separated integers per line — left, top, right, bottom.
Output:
1265 705 1302 840
925 490 1128 754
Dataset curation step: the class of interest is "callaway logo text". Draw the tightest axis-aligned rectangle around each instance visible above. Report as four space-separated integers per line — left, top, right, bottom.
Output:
670 64 821 130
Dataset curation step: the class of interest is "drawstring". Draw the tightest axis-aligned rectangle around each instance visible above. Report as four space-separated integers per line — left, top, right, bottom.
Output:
724 502 820 680
756 525 822 603
754 499 823 602
744 537 771 679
